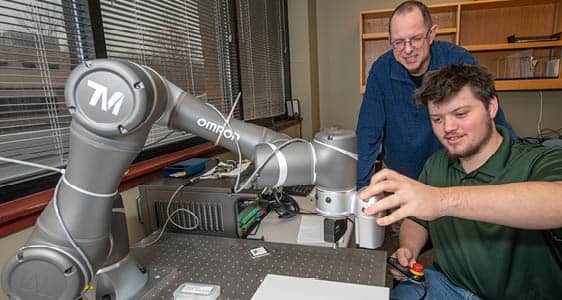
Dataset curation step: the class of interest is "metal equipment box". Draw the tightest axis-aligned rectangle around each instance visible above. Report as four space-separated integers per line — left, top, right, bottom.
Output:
138 176 263 238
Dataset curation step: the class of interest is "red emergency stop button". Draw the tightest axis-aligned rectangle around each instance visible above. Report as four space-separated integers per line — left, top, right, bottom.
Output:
410 263 424 276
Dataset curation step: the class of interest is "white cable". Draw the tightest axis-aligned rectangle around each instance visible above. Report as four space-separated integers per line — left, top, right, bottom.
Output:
234 138 310 193
537 91 544 138
165 184 200 230
1 156 106 286
0 157 63 174
205 102 244 190
62 175 118 198
205 101 310 192
313 139 358 160
132 183 200 248
53 177 95 282
265 143 288 187
201 97 312 193
1 157 117 198
214 92 241 146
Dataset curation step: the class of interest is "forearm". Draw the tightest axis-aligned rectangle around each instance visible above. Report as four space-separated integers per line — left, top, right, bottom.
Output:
442 181 562 229
399 219 429 259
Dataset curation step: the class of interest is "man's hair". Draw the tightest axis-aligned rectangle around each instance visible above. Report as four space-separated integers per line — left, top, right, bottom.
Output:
413 64 497 108
389 1 433 34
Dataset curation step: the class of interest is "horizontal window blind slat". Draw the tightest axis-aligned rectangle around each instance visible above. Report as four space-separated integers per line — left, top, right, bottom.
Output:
100 0 233 161
0 0 94 185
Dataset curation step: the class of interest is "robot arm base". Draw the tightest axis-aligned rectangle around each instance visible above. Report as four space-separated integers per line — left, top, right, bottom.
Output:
2 246 85 300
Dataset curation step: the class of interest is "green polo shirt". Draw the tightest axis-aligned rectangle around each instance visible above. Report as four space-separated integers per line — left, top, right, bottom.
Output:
416 126 562 300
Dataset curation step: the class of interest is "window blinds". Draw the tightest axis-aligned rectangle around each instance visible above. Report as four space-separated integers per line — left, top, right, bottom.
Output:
0 0 290 193
0 0 95 184
237 0 287 120
99 0 239 147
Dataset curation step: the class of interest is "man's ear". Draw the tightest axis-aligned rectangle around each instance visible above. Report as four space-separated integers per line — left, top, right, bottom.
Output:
488 96 499 119
428 24 439 44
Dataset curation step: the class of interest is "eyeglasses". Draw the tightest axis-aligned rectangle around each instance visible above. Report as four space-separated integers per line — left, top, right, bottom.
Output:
390 29 431 52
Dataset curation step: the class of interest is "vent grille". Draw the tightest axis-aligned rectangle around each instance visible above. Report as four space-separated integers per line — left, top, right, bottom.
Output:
155 201 224 233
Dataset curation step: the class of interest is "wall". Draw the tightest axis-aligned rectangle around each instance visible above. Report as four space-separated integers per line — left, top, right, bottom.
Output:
291 0 562 137
498 90 562 138
288 0 320 140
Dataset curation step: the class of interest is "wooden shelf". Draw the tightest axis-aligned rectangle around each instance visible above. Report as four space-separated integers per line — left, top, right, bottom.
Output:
362 32 388 40
360 0 562 93
437 27 457 35
464 40 562 52
362 28 457 41
495 78 562 90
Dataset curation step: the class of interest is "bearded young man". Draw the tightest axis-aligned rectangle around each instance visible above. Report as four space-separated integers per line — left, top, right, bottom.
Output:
361 65 562 300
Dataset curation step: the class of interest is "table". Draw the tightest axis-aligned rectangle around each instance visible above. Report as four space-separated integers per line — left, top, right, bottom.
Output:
133 233 387 299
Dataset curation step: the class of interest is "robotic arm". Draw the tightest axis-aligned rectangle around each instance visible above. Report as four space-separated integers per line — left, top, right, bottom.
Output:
2 59 383 300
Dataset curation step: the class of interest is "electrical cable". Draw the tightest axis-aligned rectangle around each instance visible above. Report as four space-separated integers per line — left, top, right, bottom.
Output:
52 177 95 283
204 101 244 190
273 189 299 218
0 156 95 295
259 187 302 219
133 178 201 248
540 128 562 139
233 138 310 192
214 92 241 146
203 94 311 193
410 281 427 300
389 279 427 300
537 90 544 138
0 156 62 173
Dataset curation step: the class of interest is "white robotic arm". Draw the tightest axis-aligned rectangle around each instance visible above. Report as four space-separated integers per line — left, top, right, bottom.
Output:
2 59 383 300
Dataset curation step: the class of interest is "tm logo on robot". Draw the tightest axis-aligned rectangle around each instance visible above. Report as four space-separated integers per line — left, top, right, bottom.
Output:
87 80 125 116
86 79 241 142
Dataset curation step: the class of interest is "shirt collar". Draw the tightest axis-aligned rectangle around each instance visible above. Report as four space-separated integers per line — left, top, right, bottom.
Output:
450 125 512 177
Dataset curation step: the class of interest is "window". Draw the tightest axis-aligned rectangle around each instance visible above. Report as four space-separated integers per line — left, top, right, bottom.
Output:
99 0 240 147
0 0 96 196
0 0 291 204
237 0 288 120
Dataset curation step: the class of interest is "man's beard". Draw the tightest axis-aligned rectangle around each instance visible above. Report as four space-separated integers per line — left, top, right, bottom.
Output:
446 118 494 160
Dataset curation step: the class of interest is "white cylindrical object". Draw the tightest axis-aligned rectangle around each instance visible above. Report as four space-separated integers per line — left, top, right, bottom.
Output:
355 190 385 249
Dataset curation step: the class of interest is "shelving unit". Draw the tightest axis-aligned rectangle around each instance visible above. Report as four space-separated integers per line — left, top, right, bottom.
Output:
360 0 562 93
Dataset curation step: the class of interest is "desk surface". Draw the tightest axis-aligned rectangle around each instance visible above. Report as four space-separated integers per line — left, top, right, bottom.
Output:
251 190 353 247
133 233 387 299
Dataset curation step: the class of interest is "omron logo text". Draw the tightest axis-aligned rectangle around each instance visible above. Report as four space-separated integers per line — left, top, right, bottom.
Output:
197 118 241 142
87 80 125 116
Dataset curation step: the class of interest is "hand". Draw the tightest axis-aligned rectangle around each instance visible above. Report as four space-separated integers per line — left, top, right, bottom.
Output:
359 168 446 226
389 248 417 281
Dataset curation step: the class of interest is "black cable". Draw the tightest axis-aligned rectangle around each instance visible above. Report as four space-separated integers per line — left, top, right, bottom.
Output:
259 187 301 218
275 190 300 218
246 221 261 236
390 280 427 300
413 282 427 300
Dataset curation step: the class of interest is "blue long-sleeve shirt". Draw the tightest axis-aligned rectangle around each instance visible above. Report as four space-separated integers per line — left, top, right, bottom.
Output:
356 41 515 187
